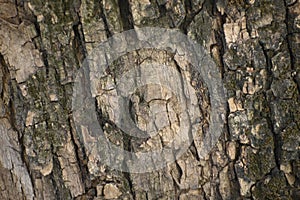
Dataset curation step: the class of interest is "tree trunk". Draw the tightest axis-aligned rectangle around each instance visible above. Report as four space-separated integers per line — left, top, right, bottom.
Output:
0 0 299 199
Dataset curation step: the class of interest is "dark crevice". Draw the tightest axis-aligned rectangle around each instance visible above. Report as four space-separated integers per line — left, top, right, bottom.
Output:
0 53 36 198
156 0 167 17
94 97 115 164
259 42 281 169
230 161 242 198
42 50 50 76
189 141 201 161
201 186 209 200
286 0 299 7
179 0 203 34
283 0 300 95
51 153 72 199
30 14 50 76
68 116 92 193
70 16 89 193
212 4 227 79
72 22 87 65
173 59 195 159
259 42 274 90
121 113 136 199
211 4 241 195
54 59 90 196
226 111 243 198
174 160 183 186
215 180 223 200
207 155 218 199
122 131 132 155
32 16 41 38
123 171 136 200
229 138 243 197
172 168 181 199
99 0 113 37
185 0 193 13
249 183 256 200
72 0 87 66
94 96 136 199
172 181 182 199
118 0 134 31
0 53 10 102
66 2 90 195
14 0 22 24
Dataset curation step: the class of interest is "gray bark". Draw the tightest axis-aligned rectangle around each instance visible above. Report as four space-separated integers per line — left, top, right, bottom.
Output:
0 0 299 199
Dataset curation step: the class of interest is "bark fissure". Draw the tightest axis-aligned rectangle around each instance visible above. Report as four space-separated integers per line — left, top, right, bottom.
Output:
284 0 300 95
0 53 35 199
259 42 281 169
99 0 113 38
179 0 203 34
118 0 134 31
72 23 87 65
68 116 91 194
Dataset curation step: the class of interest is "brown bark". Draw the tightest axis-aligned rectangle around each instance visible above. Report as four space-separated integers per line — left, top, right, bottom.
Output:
0 0 299 199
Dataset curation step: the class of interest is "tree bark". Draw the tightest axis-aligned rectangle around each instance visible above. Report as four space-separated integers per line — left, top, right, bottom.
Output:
0 0 299 199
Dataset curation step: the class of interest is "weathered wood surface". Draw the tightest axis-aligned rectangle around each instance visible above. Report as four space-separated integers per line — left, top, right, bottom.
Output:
0 0 299 199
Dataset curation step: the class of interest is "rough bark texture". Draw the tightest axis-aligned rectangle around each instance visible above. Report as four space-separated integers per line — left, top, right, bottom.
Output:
0 0 299 199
